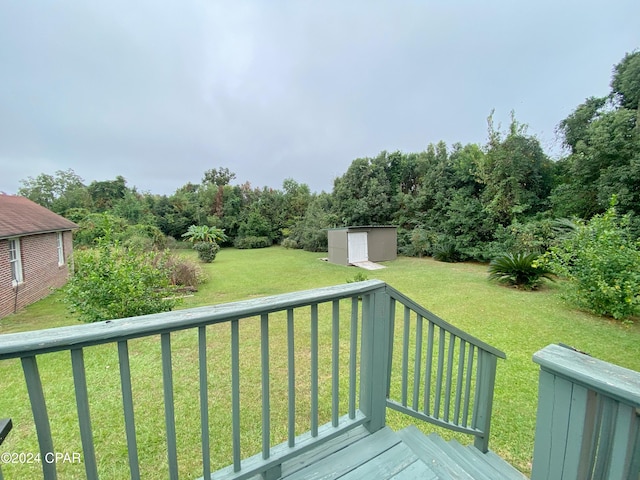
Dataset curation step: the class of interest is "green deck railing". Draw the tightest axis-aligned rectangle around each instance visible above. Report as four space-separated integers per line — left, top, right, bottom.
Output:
531 344 640 480
0 280 505 479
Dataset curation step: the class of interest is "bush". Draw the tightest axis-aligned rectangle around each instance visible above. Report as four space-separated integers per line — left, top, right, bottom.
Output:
65 241 179 322
488 252 553 290
432 238 461 262
193 241 220 262
281 238 299 249
159 254 207 289
234 236 272 249
541 204 640 320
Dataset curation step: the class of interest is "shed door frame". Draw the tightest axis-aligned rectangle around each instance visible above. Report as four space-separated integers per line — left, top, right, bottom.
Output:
347 232 368 263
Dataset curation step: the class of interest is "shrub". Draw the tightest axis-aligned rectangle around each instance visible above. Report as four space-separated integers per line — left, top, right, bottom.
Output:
159 254 207 289
193 241 220 262
432 238 461 262
234 236 272 249
65 241 179 322
281 238 299 249
541 204 640 320
488 252 553 290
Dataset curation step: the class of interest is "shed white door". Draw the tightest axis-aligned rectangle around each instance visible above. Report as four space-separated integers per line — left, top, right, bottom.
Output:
348 232 368 263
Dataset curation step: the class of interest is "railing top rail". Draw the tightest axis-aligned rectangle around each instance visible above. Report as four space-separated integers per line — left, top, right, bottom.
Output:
0 280 386 360
385 285 506 359
533 343 640 407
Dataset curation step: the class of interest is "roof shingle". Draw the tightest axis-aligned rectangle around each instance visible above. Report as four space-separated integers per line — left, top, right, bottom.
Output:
0 194 78 239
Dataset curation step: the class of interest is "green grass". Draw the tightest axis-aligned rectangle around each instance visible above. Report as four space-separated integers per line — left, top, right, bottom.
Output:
1 246 639 478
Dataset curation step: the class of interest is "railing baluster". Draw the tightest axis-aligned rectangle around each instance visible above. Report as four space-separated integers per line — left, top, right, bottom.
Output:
261 314 271 460
117 341 140 480
231 319 241 472
161 333 178 479
21 356 57 480
444 334 456 422
424 321 434 416
462 344 475 427
198 326 210 479
434 326 445 418
454 340 466 424
310 304 319 437
386 298 396 399
412 314 423 411
331 300 340 427
287 309 296 447
401 306 410 406
70 348 98 479
349 297 358 419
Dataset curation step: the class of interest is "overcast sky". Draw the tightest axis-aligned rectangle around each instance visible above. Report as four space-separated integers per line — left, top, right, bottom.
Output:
1 1 638 196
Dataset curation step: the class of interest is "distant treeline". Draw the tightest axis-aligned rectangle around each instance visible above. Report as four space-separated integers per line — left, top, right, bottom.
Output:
19 50 640 260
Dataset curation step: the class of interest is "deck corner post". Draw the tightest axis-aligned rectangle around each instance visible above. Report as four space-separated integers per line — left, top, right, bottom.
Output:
359 288 392 433
472 350 498 453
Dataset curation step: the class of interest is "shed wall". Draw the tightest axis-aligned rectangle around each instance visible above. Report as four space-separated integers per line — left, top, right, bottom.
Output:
327 227 397 265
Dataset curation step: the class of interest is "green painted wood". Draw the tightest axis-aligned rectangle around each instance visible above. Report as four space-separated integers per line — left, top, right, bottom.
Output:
533 343 640 407
282 426 400 480
338 442 419 479
332 300 340 428
387 399 483 436
388 458 439 480
359 289 392 433
423 320 434 417
161 333 179 479
385 285 506 360
117 341 140 480
310 303 319 437
198 326 211 480
462 443 528 480
21 356 57 480
444 334 456 422
70 348 98 479
261 314 271 460
230 319 241 472
427 434 495 480
462 344 475 427
412 314 423 411
0 280 389 360
208 413 367 480
401 306 410 407
472 350 498 452
607 402 637 479
348 298 358 420
287 309 296 447
434 326 445 418
532 344 640 480
397 426 475 480
453 341 466 424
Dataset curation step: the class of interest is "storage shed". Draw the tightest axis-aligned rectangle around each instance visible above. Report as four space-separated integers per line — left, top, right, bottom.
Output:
327 226 397 266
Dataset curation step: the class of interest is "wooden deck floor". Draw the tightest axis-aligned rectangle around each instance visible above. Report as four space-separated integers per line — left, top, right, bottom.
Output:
216 425 529 480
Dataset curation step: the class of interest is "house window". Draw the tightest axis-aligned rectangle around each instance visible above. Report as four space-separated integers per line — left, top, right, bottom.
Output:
9 238 23 285
57 232 65 266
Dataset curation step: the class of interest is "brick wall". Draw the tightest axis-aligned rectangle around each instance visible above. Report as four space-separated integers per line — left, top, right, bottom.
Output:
0 231 74 318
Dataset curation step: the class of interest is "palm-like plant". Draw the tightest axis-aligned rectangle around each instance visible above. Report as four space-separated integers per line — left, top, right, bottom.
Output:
488 252 554 290
181 225 227 244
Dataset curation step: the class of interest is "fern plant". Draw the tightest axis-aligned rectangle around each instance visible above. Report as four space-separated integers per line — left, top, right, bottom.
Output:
488 252 553 290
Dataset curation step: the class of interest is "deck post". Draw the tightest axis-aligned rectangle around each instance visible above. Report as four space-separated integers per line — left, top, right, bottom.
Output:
472 350 498 453
359 287 392 433
531 344 640 480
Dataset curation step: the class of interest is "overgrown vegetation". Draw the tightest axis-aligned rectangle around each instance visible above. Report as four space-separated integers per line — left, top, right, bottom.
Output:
541 202 640 320
65 239 180 322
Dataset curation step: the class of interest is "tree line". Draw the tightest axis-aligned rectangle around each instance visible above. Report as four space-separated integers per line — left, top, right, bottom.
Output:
20 51 639 258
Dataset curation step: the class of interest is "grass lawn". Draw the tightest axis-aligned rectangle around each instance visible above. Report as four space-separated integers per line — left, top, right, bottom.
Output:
1 246 639 478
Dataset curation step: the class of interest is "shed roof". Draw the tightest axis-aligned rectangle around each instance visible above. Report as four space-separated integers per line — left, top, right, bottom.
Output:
327 225 397 231
0 194 78 239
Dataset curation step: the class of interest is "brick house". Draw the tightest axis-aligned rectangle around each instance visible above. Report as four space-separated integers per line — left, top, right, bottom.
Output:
0 194 78 318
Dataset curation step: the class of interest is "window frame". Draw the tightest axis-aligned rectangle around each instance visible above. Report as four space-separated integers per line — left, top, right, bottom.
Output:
57 232 65 266
8 238 24 286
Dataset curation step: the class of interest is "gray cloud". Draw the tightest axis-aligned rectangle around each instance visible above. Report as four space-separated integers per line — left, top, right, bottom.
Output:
1 1 638 195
